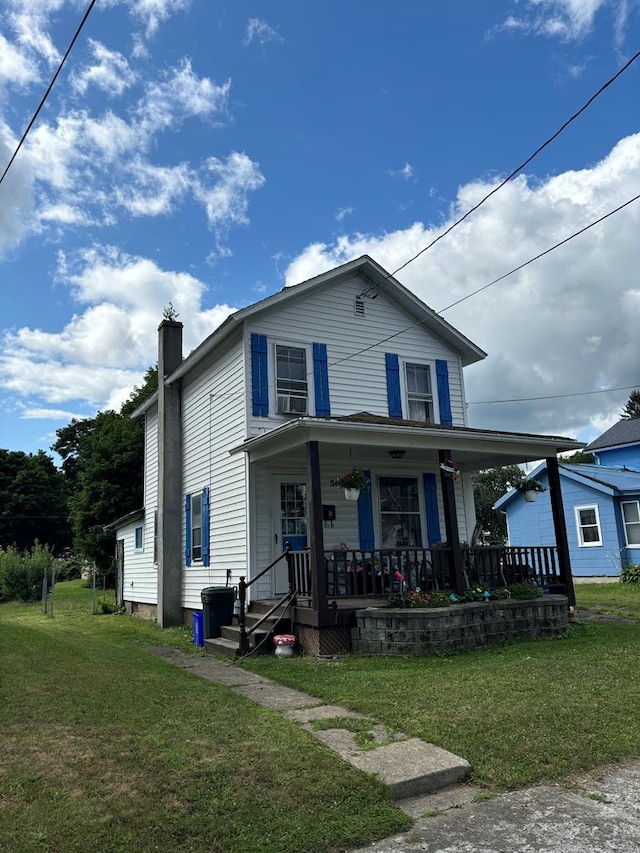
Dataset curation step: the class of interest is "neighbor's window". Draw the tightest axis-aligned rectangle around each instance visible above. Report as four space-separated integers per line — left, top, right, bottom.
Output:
575 505 602 546
405 363 433 422
191 492 203 562
276 345 308 413
379 477 423 547
134 525 143 551
621 500 640 546
153 510 158 564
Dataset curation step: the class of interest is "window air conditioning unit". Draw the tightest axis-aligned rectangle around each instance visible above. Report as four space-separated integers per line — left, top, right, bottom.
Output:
277 395 308 415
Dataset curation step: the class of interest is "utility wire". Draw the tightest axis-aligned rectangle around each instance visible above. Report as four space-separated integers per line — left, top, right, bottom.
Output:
326 186 640 371
389 49 640 280
467 384 639 406
0 0 97 188
438 188 640 313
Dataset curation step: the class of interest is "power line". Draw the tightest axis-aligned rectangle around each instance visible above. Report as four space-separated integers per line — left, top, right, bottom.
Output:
438 188 640 312
0 0 97 188
467 384 639 406
389 49 640 279
326 187 640 370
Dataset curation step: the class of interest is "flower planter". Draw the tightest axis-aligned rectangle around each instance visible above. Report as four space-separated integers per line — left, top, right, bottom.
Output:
273 634 296 657
523 490 538 502
344 488 360 501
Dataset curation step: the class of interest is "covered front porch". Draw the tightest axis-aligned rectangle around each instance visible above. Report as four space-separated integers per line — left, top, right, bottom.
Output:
233 413 582 655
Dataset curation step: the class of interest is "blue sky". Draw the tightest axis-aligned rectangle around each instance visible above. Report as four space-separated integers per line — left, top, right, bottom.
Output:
1 0 640 456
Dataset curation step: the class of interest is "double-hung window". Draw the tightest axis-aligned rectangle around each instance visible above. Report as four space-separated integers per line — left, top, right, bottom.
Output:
621 501 640 546
276 345 308 414
405 363 433 423
185 488 210 567
379 477 423 547
575 505 602 546
191 492 203 562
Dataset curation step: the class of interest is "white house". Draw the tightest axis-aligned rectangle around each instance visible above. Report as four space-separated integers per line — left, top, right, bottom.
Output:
112 256 581 654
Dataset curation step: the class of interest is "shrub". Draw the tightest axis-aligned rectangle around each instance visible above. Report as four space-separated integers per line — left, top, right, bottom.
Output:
507 580 541 600
0 542 54 603
620 563 640 584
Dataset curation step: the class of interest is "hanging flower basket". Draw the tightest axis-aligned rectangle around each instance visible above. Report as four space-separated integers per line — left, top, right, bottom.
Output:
514 479 546 502
330 468 370 497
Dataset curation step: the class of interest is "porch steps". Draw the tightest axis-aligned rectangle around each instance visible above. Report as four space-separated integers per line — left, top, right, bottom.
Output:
204 607 291 660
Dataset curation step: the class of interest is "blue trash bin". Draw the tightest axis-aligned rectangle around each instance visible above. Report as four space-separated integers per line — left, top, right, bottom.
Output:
193 611 204 647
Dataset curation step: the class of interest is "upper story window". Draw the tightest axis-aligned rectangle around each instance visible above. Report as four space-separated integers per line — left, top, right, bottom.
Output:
405 363 433 423
276 345 308 415
621 500 640 546
574 505 602 547
134 525 143 551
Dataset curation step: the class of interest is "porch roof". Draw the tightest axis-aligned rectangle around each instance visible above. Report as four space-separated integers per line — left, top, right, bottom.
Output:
230 412 583 471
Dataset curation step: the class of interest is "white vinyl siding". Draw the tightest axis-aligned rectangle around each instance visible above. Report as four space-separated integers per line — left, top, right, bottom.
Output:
181 332 248 609
121 518 156 604
245 273 466 433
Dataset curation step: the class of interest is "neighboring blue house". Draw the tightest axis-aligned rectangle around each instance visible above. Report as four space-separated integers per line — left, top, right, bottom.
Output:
495 419 640 577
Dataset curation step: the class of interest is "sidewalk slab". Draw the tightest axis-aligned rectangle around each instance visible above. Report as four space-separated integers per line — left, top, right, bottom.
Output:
147 646 268 687
232 681 324 710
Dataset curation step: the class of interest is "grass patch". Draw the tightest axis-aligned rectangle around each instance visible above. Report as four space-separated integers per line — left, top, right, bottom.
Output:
243 619 640 789
575 582 640 619
0 581 409 853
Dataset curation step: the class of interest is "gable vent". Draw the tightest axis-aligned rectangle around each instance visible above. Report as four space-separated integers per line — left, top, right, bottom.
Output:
354 297 365 318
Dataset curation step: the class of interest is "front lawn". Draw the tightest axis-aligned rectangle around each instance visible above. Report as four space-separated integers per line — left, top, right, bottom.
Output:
243 584 640 789
0 581 408 853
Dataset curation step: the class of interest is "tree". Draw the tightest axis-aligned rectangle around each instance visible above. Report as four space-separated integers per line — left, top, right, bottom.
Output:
560 450 595 464
0 449 71 552
471 465 525 544
620 389 640 420
53 368 158 574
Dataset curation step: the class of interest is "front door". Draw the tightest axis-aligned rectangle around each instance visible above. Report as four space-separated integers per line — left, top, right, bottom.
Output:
272 480 308 595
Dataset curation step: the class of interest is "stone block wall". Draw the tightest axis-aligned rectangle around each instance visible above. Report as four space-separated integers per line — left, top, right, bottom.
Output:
351 596 568 655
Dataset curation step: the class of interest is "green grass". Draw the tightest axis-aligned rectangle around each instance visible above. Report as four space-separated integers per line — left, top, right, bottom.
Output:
575 580 640 619
0 581 409 853
242 585 640 789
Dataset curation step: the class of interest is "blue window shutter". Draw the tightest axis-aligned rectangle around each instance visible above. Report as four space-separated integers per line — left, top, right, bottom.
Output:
202 486 210 567
312 342 331 417
435 359 452 426
251 333 268 417
184 494 192 567
385 353 402 418
358 470 375 549
423 473 441 546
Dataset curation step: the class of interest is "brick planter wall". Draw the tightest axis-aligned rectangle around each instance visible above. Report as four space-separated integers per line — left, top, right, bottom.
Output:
351 596 568 655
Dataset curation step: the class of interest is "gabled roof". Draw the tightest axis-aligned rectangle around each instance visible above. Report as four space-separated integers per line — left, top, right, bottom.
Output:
494 461 640 510
167 255 487 384
585 418 640 451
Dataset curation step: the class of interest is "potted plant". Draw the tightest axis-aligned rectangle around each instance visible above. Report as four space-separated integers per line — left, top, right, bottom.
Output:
330 468 370 500
514 478 546 502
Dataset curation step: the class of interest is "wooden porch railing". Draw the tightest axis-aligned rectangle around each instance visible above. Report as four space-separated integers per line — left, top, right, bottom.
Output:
290 545 564 606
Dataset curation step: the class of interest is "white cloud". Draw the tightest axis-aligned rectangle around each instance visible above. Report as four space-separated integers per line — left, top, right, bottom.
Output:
502 0 632 42
0 247 237 409
20 406 89 421
389 162 414 180
194 152 266 229
285 132 640 441
0 121 35 251
102 0 192 38
0 31 39 88
244 18 283 46
336 207 354 222
71 40 137 97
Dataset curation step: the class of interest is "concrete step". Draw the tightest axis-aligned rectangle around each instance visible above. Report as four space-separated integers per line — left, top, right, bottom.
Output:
220 623 271 647
203 636 237 660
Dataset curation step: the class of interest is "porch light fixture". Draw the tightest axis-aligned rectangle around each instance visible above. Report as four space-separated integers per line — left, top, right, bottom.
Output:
389 449 406 459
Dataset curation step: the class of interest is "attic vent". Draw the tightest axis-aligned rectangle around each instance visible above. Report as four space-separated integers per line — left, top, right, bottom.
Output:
354 297 365 318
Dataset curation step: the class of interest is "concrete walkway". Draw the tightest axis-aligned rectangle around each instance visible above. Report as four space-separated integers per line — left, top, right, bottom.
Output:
148 647 640 852
147 646 472 806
